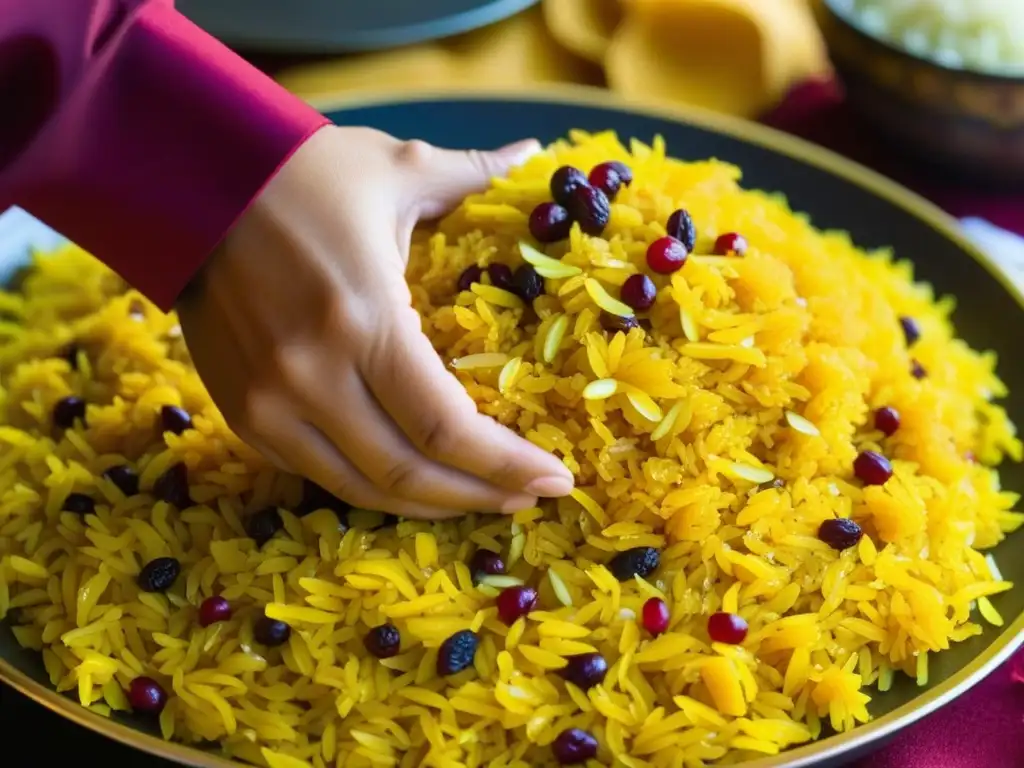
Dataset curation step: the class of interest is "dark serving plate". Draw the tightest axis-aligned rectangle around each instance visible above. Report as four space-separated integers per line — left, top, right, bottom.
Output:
176 0 541 53
1 90 1022 768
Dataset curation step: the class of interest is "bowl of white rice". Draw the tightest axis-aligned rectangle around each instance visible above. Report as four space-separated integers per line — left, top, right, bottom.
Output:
814 0 1024 186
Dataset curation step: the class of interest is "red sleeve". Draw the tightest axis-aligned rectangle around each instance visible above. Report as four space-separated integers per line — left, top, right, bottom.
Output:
0 0 330 310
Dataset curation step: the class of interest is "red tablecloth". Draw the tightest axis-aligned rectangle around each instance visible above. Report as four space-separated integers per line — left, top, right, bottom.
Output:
765 79 1024 768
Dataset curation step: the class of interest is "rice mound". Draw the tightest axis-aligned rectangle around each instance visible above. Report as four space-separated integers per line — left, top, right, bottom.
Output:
0 130 1021 768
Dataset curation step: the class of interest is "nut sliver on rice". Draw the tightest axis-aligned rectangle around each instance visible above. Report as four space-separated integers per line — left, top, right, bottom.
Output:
0 130 1021 768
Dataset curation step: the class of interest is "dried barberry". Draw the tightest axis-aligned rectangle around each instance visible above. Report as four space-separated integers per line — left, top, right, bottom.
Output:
607 547 660 582
666 209 697 252
245 507 283 547
437 630 478 676
137 557 181 593
154 463 191 508
62 493 95 516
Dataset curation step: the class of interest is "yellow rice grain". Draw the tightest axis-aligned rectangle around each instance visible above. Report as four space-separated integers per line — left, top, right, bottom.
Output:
0 130 1019 767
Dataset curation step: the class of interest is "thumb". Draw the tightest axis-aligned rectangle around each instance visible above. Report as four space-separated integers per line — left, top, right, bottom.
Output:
406 138 542 219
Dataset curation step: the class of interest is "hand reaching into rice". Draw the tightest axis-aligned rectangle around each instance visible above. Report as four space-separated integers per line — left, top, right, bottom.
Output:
0 3 572 521
174 126 573 519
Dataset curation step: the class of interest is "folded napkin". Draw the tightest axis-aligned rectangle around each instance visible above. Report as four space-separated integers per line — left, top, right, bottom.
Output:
276 0 830 119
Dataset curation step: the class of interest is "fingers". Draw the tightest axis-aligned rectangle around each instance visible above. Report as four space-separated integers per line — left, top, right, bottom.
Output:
252 414 465 520
234 427 294 474
304 368 538 513
399 138 542 220
364 308 575 499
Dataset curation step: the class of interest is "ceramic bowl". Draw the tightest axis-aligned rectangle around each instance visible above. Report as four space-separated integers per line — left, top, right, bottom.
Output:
813 0 1024 188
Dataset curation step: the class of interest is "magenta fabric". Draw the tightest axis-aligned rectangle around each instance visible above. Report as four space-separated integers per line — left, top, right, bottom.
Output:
856 649 1024 768
764 80 1024 768
0 1 329 309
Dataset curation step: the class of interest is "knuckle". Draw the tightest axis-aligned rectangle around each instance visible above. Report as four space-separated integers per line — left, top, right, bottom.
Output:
329 299 376 344
416 414 459 460
310 468 373 511
269 345 318 392
396 139 435 170
377 459 419 496
363 315 410 378
464 148 490 175
322 478 358 507
240 388 276 436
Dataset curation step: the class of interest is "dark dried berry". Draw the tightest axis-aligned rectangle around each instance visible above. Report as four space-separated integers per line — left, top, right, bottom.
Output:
137 557 181 593
853 450 893 486
153 463 191 508
496 586 538 625
600 312 640 334
620 274 656 311
608 547 660 582
550 166 589 206
588 161 631 200
245 507 283 547
666 209 697 252
53 396 86 429
364 623 401 659
469 549 505 582
900 316 921 346
606 161 633 187
488 263 515 292
512 265 544 303
561 652 607 690
160 405 192 436
298 479 349 518
552 728 598 765
759 477 786 492
62 493 95 515
818 518 864 551
61 343 81 370
874 407 901 437
457 265 483 292
437 629 478 676
198 596 231 627
103 465 139 496
253 615 291 647
529 202 572 243
911 359 927 379
128 676 167 714
566 186 611 236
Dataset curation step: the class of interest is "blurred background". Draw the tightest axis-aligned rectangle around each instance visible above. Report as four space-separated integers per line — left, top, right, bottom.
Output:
172 0 1024 240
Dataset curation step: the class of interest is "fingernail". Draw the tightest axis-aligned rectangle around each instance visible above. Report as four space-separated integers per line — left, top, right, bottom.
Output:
525 476 575 498
501 494 538 514
499 139 542 165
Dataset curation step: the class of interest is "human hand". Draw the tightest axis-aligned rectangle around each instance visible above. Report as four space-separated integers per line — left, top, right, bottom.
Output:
175 126 575 519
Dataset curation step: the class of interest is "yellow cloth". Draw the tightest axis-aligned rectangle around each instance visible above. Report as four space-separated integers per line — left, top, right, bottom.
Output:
277 0 830 119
